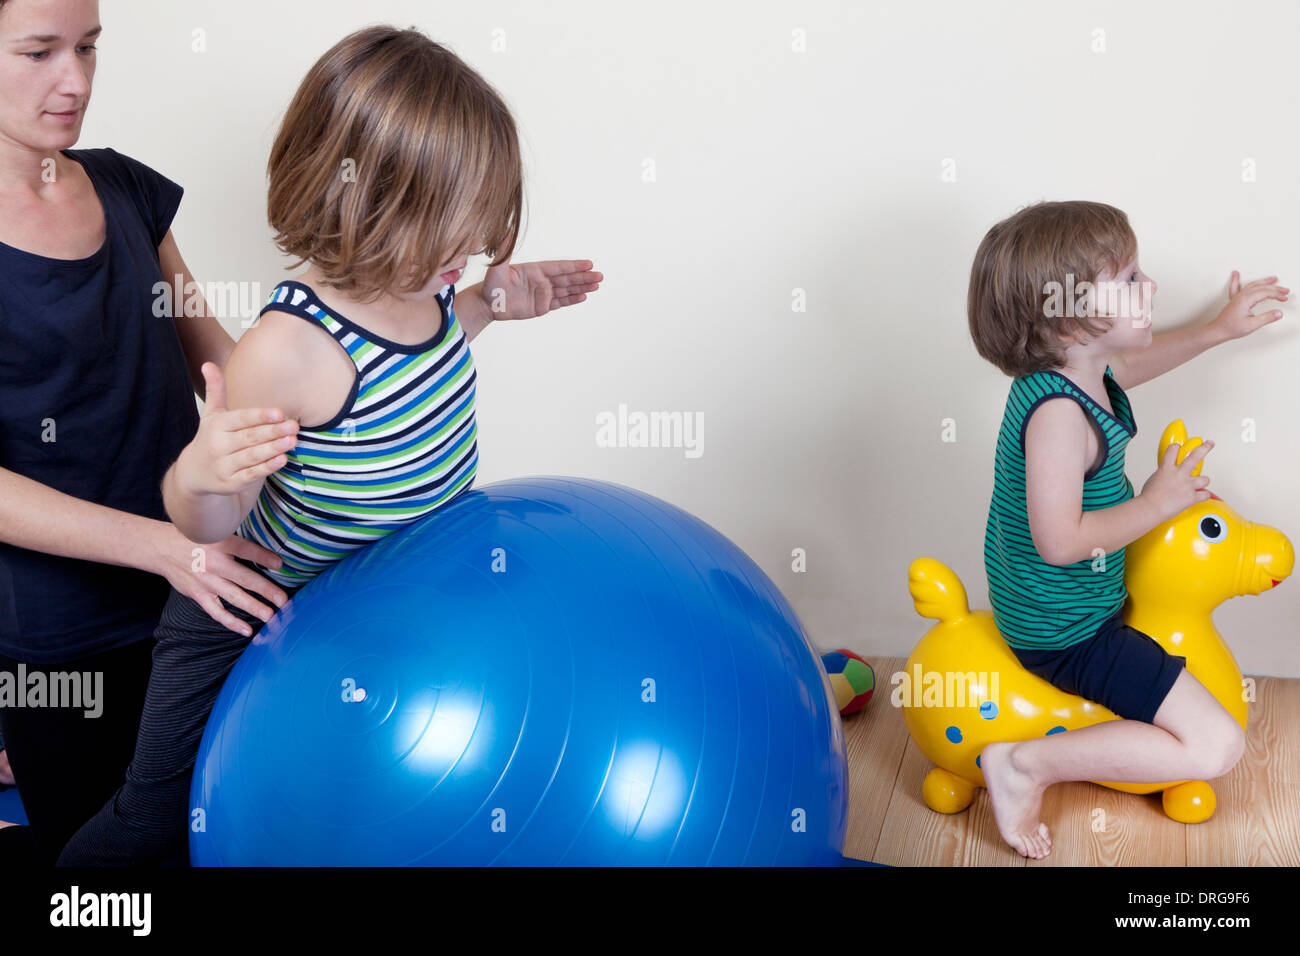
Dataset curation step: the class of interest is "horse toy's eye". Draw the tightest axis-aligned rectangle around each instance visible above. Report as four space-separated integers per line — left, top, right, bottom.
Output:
1198 514 1228 543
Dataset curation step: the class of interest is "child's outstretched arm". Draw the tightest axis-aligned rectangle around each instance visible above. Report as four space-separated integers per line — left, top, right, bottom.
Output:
456 259 603 342
1025 399 1214 565
162 336 304 544
1111 271 1287 390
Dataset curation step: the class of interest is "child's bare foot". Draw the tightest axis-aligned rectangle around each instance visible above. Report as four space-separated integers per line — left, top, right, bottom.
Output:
981 741 1052 859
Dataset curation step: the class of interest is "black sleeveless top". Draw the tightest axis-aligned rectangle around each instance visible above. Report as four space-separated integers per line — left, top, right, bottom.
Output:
0 148 198 664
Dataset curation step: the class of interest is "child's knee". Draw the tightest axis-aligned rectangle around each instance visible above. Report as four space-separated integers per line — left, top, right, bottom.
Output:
1202 721 1245 779
116 776 192 834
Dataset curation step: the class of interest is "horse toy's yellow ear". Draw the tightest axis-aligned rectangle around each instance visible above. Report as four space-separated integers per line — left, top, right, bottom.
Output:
1158 419 1206 477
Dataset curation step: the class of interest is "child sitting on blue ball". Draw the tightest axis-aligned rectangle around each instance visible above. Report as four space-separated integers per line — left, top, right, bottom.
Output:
968 200 1286 859
58 25 602 866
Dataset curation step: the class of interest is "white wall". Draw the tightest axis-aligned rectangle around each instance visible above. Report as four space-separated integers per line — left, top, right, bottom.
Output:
89 0 1300 675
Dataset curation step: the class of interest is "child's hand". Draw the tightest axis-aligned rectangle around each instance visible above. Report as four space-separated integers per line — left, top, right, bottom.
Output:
478 259 603 321
173 362 299 498
1208 271 1288 341
1139 439 1214 522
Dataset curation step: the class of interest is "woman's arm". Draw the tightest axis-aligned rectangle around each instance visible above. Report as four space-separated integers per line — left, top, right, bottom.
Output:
157 229 238 401
161 457 258 546
162 318 306 543
1 464 291 631
0 464 172 574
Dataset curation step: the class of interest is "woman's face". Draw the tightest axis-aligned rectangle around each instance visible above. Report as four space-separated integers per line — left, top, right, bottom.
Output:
0 0 99 155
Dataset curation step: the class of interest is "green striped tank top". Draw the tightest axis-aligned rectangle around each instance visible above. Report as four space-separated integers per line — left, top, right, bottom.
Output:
984 364 1136 651
236 279 478 588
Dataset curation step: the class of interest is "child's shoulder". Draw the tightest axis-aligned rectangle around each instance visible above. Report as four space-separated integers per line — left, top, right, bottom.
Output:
232 291 354 427
1007 369 1097 456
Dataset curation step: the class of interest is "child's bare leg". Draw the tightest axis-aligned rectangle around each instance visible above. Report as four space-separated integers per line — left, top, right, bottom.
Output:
980 743 1053 858
1016 670 1244 783
982 670 1244 859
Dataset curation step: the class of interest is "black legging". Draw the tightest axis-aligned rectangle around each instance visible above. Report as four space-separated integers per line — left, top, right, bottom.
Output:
58 576 297 866
0 635 154 866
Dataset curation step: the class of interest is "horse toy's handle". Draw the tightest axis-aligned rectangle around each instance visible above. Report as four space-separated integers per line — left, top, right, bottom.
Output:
1159 419 1206 477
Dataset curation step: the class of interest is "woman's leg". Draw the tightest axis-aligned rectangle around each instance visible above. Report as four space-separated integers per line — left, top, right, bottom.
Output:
56 588 264 866
0 637 154 864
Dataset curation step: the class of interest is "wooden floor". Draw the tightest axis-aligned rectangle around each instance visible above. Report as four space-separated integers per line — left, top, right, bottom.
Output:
842 656 1300 866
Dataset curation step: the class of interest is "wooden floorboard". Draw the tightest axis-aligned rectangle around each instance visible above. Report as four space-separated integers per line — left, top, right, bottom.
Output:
842 657 1300 866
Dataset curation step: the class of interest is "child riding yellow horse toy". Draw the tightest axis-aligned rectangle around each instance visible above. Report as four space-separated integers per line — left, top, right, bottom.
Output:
902 420 1293 823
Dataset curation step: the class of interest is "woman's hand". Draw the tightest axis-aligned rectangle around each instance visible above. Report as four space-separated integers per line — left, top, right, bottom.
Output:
1208 271 1288 342
477 259 603 321
172 362 299 499
148 521 290 637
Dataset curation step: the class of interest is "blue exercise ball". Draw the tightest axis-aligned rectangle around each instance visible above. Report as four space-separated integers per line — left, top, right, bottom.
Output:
189 476 848 865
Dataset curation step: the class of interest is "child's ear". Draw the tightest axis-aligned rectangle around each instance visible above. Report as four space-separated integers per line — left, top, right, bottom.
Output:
1056 323 1084 349
1058 317 1107 350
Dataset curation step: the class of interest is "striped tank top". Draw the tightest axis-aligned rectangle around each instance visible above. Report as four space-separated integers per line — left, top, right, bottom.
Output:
984 364 1136 651
237 279 478 588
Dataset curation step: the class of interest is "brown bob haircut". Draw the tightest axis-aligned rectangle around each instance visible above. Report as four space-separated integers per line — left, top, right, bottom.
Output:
267 25 524 300
968 201 1137 377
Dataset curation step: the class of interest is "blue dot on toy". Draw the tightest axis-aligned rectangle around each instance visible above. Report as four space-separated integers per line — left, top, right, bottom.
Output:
1046 726 1067 736
979 700 998 720
189 476 849 866
945 726 962 744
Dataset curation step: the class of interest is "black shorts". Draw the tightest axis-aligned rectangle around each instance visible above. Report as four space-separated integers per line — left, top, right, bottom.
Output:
1011 607 1186 724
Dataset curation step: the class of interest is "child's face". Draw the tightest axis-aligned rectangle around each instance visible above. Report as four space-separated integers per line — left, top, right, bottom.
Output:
431 251 468 288
1079 255 1156 352
425 235 488 294
398 239 483 301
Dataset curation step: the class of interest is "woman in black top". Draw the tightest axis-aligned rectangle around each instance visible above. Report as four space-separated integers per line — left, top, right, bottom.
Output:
0 0 289 864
